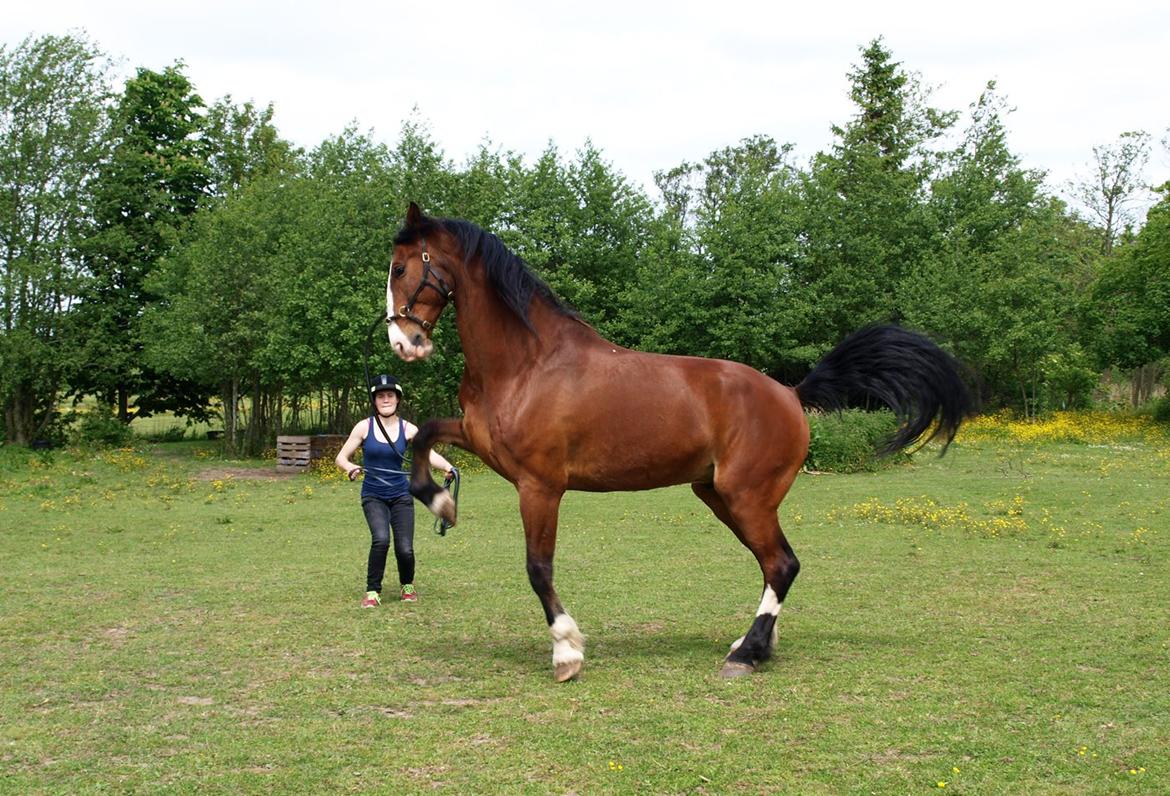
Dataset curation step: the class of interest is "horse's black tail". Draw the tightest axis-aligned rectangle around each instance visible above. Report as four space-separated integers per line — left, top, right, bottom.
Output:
795 325 974 455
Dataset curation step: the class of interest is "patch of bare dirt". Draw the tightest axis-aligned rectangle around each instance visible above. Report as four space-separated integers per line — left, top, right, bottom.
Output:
195 466 300 481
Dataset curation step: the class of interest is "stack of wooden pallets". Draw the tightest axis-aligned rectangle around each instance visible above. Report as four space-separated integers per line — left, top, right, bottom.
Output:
275 435 347 473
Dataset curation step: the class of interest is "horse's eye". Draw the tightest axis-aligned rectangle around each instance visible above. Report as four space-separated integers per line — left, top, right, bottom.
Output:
392 264 406 279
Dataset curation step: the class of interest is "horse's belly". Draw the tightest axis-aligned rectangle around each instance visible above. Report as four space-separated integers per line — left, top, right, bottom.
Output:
564 442 711 492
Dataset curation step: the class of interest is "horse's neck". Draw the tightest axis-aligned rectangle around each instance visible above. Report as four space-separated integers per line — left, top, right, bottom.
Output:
454 277 595 391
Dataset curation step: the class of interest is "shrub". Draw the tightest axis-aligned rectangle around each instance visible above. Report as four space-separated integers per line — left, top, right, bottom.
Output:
1041 345 1098 411
139 425 188 443
1152 395 1170 424
72 411 135 448
805 409 910 473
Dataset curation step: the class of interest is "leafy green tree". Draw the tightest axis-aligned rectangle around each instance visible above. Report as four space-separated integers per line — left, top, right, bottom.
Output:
974 203 1096 415
1090 182 1170 403
0 34 112 443
72 64 211 422
203 96 299 198
448 141 516 226
796 39 954 353
264 129 400 433
385 114 460 213
144 171 294 452
633 136 805 374
492 141 650 344
906 82 1047 408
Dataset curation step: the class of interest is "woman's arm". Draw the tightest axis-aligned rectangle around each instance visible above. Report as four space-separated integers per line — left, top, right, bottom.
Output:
335 421 367 481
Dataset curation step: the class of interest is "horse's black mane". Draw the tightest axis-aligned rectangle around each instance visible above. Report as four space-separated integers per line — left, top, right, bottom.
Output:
394 215 575 330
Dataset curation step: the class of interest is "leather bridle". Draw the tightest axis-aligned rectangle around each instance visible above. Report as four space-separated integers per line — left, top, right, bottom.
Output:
387 239 454 332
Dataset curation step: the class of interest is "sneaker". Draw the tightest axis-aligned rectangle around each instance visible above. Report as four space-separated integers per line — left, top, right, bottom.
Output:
400 584 417 602
361 590 381 608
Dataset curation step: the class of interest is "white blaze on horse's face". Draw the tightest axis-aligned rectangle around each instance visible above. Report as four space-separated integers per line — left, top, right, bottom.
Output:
386 263 434 362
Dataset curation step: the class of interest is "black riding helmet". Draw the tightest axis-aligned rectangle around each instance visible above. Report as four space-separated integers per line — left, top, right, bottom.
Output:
369 374 403 399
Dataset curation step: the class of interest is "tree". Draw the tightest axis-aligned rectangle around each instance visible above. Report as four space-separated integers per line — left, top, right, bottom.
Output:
144 179 284 453
1090 182 1170 404
549 141 651 343
0 34 112 443
1069 130 1152 254
908 82 1044 409
796 38 954 352
203 96 298 199
634 136 805 374
71 64 211 422
265 129 400 434
140 92 299 442
975 203 1095 415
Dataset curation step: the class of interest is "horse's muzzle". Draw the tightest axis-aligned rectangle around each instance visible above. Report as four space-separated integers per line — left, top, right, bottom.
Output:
387 320 434 361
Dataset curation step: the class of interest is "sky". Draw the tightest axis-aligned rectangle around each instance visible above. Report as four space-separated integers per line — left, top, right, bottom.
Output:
7 0 1169 213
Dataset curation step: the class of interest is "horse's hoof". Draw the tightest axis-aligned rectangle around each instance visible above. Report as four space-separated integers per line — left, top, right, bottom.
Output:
554 660 582 682
430 490 457 527
719 661 755 679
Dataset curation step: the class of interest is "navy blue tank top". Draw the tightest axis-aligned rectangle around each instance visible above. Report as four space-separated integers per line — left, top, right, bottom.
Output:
361 417 409 499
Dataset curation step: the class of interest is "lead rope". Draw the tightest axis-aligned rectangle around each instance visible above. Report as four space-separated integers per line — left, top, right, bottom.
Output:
437 467 460 536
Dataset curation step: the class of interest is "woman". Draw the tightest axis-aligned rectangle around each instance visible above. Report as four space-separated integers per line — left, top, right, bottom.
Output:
336 374 454 606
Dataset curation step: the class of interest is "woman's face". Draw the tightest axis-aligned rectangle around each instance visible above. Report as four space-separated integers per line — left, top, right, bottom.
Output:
374 390 399 416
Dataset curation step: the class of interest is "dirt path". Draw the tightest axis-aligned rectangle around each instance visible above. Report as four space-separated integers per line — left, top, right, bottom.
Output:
195 466 301 482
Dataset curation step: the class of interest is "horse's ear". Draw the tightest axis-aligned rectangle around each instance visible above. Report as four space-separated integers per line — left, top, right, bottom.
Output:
405 202 424 226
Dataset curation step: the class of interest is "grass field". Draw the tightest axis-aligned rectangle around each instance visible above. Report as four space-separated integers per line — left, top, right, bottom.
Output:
1 418 1168 794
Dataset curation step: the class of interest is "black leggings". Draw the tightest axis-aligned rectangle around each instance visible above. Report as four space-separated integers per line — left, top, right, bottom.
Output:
361 494 415 592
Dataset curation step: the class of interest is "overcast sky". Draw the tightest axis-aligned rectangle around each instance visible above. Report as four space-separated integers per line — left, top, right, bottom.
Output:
7 0 1169 212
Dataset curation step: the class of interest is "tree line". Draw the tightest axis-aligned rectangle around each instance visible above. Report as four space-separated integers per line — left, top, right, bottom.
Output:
2 33 1168 452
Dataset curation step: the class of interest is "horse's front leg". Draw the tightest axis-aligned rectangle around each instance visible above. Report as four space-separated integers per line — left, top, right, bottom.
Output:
409 418 467 526
518 484 582 682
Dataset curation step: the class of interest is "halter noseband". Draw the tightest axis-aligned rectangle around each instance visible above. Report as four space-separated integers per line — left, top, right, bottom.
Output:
388 239 454 332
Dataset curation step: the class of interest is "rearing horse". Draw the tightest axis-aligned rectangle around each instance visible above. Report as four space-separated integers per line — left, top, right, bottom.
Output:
387 203 971 680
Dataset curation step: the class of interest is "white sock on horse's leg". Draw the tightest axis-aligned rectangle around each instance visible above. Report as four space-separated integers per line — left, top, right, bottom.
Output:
757 585 783 648
729 586 783 653
551 613 584 679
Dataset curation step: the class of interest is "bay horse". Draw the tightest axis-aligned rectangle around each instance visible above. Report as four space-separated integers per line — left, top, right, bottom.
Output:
386 203 971 680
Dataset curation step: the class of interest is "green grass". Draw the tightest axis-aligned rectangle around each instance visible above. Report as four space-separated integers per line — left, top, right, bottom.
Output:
1 434 1167 794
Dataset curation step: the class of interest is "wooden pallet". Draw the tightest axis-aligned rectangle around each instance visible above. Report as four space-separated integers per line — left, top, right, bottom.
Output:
276 434 347 473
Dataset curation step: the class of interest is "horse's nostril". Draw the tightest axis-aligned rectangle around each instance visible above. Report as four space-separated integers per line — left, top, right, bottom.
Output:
412 334 424 347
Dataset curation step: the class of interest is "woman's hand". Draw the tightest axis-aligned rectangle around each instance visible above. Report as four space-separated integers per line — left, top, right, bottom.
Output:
347 466 363 481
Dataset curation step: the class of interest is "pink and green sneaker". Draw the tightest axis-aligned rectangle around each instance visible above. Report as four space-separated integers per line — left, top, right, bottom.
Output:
361 590 381 608
400 584 417 602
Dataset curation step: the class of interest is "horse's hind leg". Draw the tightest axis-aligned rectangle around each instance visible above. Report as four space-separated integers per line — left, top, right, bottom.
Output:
518 484 583 682
692 478 800 678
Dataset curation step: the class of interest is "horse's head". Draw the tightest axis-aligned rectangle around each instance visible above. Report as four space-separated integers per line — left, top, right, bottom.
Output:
386 202 457 361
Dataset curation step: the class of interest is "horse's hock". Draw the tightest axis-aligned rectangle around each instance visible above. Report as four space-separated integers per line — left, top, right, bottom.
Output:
276 434 347 473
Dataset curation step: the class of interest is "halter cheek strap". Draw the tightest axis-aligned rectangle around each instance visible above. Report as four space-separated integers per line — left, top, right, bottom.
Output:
388 239 455 332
